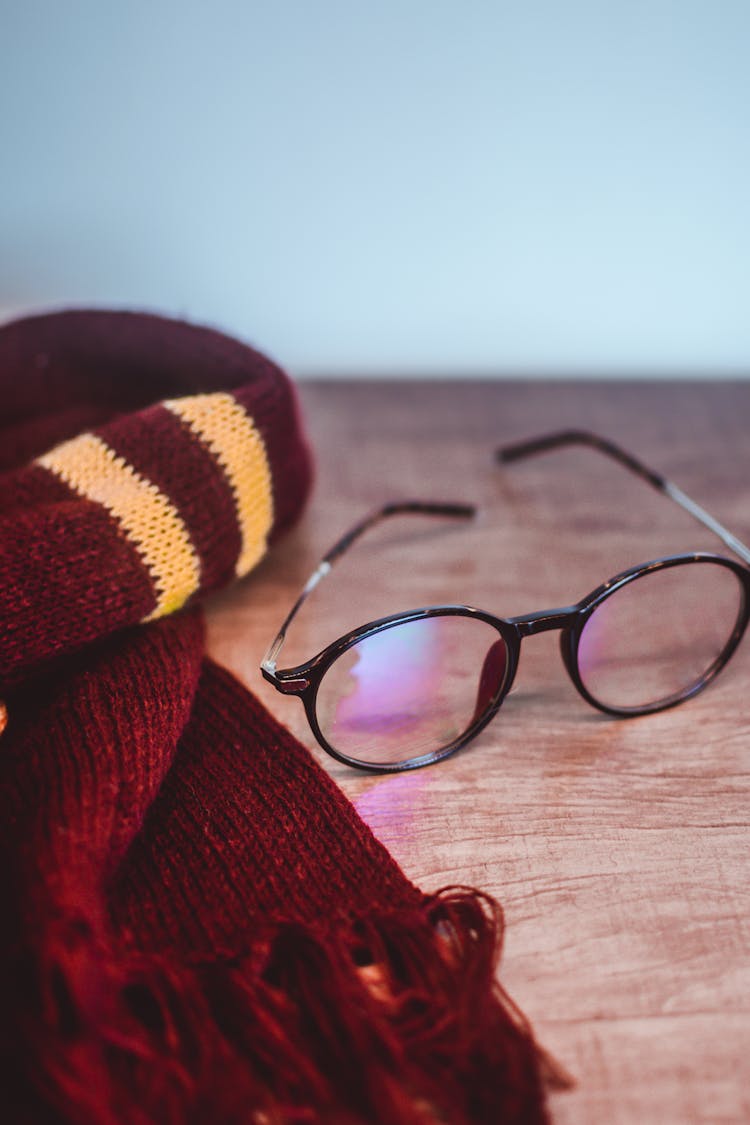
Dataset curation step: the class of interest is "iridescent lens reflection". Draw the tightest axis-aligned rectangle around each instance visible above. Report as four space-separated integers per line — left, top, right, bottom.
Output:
578 562 743 710
315 616 507 765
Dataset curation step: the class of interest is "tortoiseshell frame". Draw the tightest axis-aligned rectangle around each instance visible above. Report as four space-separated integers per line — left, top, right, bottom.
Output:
262 431 750 773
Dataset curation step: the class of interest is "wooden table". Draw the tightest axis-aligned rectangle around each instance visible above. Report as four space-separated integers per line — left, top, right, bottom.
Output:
207 381 750 1125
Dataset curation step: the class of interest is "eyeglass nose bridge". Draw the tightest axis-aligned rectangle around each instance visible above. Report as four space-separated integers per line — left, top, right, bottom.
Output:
507 605 581 638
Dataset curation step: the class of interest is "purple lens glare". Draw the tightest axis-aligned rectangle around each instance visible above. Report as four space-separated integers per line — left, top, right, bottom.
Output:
315 616 508 765
577 562 743 711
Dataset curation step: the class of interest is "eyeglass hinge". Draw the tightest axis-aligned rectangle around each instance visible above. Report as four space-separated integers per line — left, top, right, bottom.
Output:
261 665 309 694
275 676 310 695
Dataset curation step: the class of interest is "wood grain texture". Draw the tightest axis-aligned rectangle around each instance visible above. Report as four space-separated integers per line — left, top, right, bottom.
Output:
207 380 750 1124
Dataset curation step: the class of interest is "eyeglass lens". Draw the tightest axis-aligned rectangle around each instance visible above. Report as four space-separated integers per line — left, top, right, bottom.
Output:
314 616 508 766
577 561 744 711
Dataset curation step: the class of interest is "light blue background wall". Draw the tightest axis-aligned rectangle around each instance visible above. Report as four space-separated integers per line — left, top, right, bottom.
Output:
2 1 749 376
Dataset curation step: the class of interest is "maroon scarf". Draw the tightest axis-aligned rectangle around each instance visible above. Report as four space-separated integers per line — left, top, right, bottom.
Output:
0 310 549 1124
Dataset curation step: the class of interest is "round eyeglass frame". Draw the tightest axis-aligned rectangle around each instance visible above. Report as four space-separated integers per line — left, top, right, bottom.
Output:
273 552 750 773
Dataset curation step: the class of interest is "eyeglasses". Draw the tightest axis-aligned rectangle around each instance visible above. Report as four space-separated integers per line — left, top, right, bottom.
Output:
261 431 750 773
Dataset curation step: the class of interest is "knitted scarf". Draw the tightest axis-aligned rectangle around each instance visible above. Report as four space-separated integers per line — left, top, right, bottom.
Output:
0 310 549 1124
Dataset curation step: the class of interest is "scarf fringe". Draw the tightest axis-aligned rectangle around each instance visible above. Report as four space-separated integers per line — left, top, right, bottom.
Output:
4 888 550 1125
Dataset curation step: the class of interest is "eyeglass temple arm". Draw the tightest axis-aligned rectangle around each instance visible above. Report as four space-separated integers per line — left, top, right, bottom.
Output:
497 429 750 566
261 500 476 677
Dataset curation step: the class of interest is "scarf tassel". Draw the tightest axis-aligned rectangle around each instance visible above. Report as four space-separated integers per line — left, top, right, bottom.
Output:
4 889 555 1124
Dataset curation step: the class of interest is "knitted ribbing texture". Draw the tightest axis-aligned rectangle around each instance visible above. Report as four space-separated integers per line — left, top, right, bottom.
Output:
0 310 549 1125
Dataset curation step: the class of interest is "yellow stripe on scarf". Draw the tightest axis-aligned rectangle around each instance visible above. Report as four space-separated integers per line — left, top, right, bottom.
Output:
37 433 201 620
164 393 274 578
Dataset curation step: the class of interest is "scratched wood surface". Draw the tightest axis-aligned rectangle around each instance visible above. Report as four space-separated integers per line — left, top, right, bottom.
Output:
207 381 750 1125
